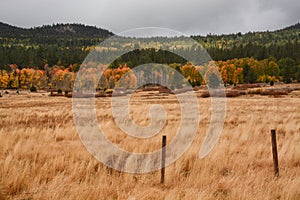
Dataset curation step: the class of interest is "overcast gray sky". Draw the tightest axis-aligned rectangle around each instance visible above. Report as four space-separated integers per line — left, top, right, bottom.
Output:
0 0 299 35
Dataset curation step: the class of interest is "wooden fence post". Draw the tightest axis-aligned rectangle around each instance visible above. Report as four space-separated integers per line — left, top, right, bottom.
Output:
271 129 279 177
160 135 166 184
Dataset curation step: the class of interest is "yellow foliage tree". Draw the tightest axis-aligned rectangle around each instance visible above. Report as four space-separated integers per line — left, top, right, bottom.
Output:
0 70 9 89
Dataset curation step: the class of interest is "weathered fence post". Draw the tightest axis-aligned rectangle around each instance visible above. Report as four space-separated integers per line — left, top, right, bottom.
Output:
271 129 279 177
160 135 166 184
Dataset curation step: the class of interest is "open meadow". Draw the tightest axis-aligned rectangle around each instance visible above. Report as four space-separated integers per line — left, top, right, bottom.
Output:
0 86 300 200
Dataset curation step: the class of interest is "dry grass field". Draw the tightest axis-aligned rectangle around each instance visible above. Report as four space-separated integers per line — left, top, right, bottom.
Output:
0 86 300 199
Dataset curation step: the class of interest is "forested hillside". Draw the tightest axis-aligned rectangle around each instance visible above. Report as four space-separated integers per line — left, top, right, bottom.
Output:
0 22 299 90
0 22 113 68
0 22 114 39
192 23 300 61
1 22 299 68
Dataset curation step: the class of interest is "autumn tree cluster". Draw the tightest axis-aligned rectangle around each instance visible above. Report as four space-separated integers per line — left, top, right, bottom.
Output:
0 57 298 91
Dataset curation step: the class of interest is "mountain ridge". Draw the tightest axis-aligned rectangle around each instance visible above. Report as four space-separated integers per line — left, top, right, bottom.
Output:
281 22 300 31
1 21 299 38
0 22 114 38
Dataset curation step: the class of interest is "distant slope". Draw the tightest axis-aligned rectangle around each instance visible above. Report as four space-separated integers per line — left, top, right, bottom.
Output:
191 22 300 61
30 23 114 38
0 22 114 38
0 22 27 37
281 22 300 31
192 22 300 48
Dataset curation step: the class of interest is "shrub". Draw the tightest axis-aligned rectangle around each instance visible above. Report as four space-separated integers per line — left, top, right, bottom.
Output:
232 85 248 90
159 86 172 94
200 91 210 98
260 89 288 96
57 89 63 94
105 89 114 94
30 86 37 92
226 90 241 98
248 89 262 95
238 91 247 95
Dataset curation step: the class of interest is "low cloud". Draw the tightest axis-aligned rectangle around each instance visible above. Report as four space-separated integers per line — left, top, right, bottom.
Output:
0 0 299 35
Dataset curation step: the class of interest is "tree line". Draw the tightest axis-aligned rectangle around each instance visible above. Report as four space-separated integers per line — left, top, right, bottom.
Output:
0 22 299 89
0 57 299 91
1 22 299 71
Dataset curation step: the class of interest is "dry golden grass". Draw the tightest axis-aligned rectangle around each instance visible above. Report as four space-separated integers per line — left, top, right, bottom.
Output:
0 88 300 200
